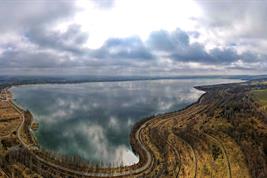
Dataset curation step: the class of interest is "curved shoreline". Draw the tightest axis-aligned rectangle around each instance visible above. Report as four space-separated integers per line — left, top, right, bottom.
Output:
8 87 157 177
9 82 207 164
5 83 208 177
3 79 265 177
8 86 208 177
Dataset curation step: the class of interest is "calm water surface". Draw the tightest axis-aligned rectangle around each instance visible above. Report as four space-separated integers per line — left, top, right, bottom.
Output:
11 78 242 165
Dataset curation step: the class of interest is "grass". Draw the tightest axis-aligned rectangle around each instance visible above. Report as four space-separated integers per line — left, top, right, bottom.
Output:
251 81 267 86
250 89 267 106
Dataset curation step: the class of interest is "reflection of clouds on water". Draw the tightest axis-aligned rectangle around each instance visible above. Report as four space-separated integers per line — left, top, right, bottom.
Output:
81 122 139 165
114 145 139 166
127 118 134 127
177 88 205 102
108 116 120 131
11 79 242 165
80 123 109 162
58 121 139 165
157 100 174 111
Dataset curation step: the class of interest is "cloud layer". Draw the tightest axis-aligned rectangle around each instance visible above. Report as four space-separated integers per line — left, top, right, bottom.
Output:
0 0 267 75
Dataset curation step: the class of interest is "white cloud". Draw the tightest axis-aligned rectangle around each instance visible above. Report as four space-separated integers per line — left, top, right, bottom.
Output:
75 0 202 48
1 0 267 75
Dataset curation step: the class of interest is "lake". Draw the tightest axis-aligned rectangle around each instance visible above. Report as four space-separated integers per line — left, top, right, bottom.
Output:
11 78 242 166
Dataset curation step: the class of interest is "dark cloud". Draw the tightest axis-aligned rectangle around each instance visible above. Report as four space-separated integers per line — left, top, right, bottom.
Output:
0 0 76 33
146 28 264 65
92 36 155 60
0 49 75 68
197 0 267 44
25 24 89 55
147 29 240 64
209 48 239 64
239 51 261 63
169 43 210 63
0 26 262 75
147 29 189 51
0 0 266 75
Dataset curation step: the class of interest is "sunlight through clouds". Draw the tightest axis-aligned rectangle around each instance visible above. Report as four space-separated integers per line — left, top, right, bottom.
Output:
75 0 202 48
0 0 267 75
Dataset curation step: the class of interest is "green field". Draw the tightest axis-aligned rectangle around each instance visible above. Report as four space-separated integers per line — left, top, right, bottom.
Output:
251 89 267 106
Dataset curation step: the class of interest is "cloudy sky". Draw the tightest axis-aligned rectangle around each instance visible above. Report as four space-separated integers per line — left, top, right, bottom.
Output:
0 0 267 76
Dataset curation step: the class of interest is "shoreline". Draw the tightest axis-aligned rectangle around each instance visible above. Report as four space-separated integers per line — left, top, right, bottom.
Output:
7 86 156 176
3 78 264 177
8 79 244 165
7 80 211 167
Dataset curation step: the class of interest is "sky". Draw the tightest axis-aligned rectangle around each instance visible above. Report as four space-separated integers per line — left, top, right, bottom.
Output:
0 0 267 76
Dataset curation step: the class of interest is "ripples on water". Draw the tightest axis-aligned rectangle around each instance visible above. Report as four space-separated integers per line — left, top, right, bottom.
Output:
11 78 242 165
